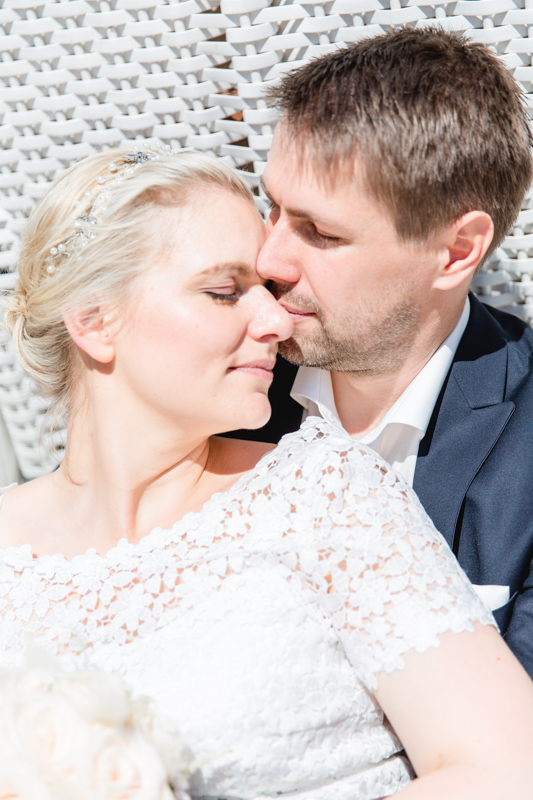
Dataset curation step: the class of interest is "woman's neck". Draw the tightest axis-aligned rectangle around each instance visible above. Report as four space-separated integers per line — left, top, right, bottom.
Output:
54 403 216 551
0 378 272 560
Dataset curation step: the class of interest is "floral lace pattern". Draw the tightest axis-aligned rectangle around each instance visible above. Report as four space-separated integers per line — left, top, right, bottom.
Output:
0 417 494 800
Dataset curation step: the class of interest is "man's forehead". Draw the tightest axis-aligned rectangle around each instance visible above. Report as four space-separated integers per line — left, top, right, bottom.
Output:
262 132 402 238
265 122 367 196
263 140 370 213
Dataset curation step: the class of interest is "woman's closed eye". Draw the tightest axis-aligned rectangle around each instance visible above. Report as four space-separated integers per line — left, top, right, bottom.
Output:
205 286 242 303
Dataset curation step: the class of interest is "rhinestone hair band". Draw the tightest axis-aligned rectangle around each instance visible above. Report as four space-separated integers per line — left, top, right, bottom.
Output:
45 141 182 276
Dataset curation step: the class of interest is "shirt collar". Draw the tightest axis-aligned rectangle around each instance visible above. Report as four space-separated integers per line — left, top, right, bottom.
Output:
291 297 471 442
291 365 341 427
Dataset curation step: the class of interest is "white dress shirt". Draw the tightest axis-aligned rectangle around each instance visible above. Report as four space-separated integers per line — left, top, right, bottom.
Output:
291 299 471 486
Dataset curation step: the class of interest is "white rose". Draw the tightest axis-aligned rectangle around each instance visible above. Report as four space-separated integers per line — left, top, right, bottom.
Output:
60 671 131 727
86 727 172 800
0 761 51 800
4 666 54 696
0 667 184 800
0 691 86 779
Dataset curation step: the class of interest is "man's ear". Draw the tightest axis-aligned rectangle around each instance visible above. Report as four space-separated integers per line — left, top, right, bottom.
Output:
433 211 494 291
63 307 116 365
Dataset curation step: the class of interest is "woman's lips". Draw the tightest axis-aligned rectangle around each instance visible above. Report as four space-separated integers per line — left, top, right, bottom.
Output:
229 360 276 380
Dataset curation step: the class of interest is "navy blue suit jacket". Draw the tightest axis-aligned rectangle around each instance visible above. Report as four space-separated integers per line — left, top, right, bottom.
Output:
232 294 533 676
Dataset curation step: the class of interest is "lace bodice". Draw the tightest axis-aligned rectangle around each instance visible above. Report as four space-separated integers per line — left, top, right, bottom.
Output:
0 417 494 800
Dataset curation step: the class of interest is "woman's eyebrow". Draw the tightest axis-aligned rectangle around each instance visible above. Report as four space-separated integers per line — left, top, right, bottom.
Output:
192 263 253 280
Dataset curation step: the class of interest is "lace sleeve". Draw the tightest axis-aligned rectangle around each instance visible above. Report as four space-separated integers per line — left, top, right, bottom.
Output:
289 419 496 692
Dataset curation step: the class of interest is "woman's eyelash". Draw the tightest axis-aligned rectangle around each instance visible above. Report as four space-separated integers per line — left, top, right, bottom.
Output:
205 291 240 303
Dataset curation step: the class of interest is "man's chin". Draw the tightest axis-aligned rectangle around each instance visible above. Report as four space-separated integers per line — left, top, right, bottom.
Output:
279 335 374 373
279 338 306 366
279 337 334 368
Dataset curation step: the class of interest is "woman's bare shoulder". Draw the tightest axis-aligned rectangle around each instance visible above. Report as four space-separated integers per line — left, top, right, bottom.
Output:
3 472 57 496
0 474 57 547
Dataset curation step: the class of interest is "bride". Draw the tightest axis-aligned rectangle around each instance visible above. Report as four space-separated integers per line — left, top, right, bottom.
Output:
1 144 532 800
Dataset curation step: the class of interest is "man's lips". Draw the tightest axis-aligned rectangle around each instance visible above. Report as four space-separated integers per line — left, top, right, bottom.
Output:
229 360 276 380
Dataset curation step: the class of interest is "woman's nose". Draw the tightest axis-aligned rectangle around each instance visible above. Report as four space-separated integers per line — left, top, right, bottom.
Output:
247 285 294 342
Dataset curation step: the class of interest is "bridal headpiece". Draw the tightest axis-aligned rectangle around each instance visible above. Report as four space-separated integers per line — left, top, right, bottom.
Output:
45 141 182 276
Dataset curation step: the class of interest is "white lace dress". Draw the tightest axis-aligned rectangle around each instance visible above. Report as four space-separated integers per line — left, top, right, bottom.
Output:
0 418 494 800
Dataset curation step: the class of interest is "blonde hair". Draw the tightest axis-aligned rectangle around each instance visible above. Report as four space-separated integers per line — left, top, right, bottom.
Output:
4 147 255 426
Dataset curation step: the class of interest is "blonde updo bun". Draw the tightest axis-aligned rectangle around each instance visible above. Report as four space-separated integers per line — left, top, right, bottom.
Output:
4 146 255 425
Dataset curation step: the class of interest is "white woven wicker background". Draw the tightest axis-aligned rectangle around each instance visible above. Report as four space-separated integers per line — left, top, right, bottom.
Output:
0 0 533 478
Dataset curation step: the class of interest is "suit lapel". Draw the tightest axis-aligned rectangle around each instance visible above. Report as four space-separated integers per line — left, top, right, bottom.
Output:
413 296 515 551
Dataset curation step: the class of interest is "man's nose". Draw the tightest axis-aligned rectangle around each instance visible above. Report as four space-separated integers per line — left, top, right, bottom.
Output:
256 216 302 286
247 285 294 342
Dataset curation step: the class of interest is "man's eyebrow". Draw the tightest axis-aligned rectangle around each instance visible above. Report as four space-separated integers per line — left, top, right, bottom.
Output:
260 176 327 225
191 263 252 280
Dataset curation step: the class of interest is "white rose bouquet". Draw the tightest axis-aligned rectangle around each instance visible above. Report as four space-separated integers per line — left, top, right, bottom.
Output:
0 664 191 800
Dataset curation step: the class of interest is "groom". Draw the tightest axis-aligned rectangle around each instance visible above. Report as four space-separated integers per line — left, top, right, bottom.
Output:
251 27 533 675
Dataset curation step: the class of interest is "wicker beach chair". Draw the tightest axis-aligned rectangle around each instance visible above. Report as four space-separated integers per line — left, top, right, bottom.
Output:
0 0 532 480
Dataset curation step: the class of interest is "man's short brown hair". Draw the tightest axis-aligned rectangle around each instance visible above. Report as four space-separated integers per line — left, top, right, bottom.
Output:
268 27 533 256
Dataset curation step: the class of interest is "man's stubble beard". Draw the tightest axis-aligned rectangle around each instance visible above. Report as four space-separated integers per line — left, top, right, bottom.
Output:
278 292 422 376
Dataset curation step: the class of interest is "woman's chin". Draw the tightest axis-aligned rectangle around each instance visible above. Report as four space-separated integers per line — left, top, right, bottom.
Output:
231 400 272 431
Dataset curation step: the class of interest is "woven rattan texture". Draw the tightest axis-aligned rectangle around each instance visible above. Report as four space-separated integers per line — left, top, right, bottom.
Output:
0 0 533 477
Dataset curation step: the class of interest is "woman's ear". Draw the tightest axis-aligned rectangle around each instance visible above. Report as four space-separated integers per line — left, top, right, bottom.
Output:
63 307 116 365
433 211 494 291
